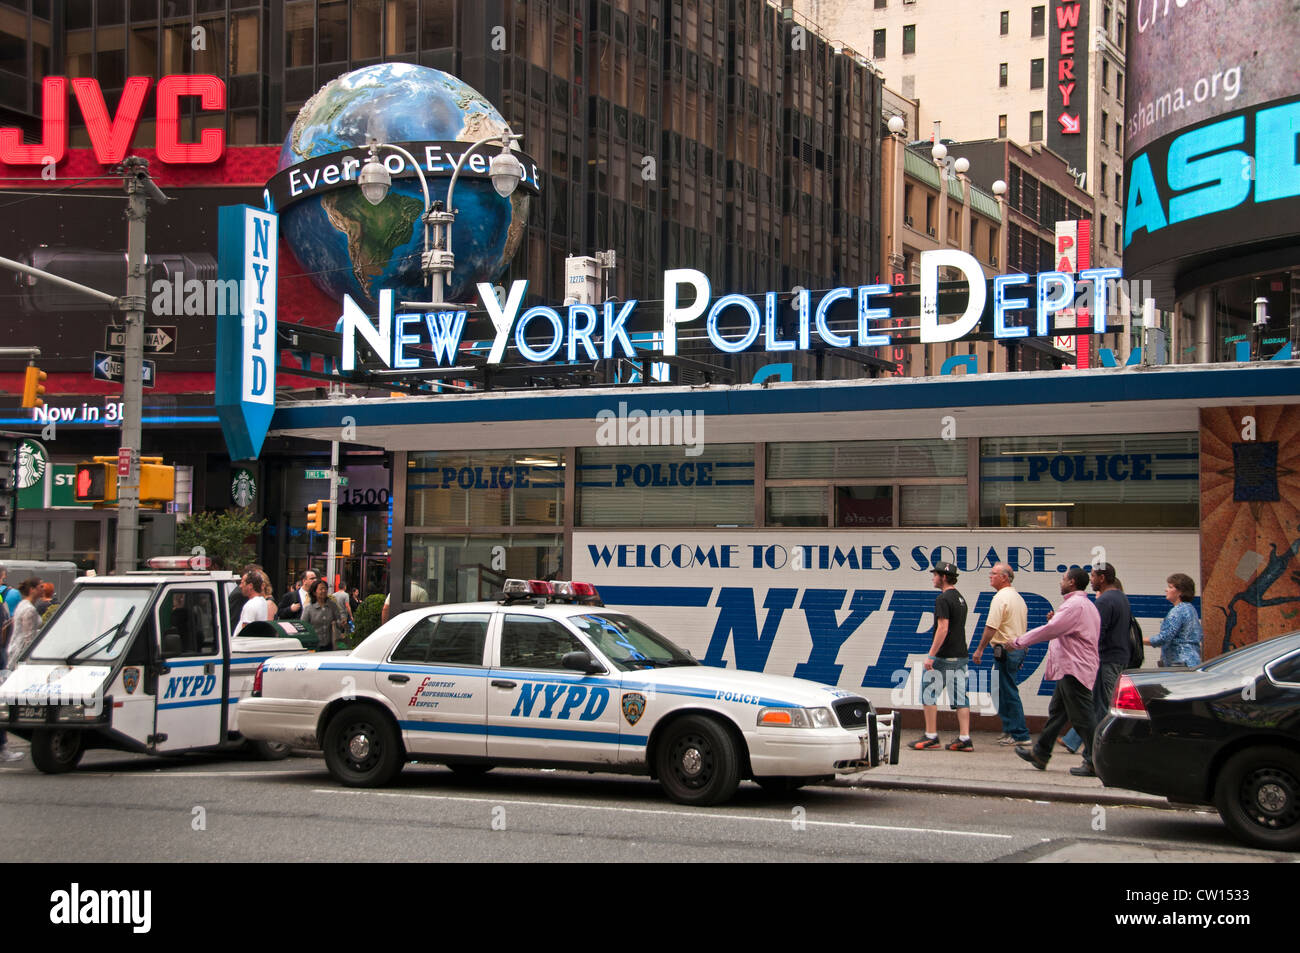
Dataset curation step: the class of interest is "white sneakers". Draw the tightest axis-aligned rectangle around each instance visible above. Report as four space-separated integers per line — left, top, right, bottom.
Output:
0 747 25 763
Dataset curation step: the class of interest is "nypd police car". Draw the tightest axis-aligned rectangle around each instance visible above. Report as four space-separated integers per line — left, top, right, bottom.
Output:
238 579 899 805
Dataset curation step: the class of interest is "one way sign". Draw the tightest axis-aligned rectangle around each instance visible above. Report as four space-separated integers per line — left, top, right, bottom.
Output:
104 326 177 354
92 351 155 388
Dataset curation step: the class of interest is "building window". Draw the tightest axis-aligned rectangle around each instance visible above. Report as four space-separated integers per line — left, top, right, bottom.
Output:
875 0 887 7
902 24 915 55
1000 10 1009 35
578 444 754 527
1030 58 1043 89
767 440 968 528
1029 110 1043 141
1031 5 1045 36
979 434 1199 528
1101 111 1108 144
998 114 1007 138
999 62 1008 87
1117 16 1125 48
873 28 886 59
406 449 565 528
1100 162 1108 196
1115 221 1122 250
405 537 563 605
1117 70 1124 102
1100 213 1108 246
1104 2 1112 32
1116 122 1123 151
1102 59 1110 91
1115 171 1122 202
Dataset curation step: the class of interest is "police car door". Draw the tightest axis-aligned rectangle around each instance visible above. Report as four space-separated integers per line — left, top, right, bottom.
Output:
487 613 620 763
154 583 225 752
376 612 490 758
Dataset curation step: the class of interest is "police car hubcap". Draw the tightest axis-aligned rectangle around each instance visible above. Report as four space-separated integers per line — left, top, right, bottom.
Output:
681 747 703 775
349 733 372 761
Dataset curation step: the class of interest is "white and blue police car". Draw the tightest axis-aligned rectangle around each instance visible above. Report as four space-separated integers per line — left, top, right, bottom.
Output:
238 579 900 805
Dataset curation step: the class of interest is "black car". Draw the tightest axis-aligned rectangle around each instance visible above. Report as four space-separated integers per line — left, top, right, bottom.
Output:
1094 631 1300 851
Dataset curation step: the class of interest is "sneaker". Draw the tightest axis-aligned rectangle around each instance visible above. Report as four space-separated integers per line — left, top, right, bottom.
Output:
1015 746 1048 770
946 737 974 752
996 734 1020 746
909 735 941 750
0 748 25 763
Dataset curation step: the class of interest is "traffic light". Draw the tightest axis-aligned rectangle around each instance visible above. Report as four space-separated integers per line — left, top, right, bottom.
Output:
306 499 326 532
338 537 353 557
138 462 175 503
75 462 115 502
21 365 46 409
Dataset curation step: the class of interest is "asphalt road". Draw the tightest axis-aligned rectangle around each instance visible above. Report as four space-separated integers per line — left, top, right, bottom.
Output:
0 750 1291 864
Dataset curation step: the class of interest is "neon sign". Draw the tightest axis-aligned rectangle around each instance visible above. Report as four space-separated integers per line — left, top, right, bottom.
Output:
0 75 227 166
337 249 1123 372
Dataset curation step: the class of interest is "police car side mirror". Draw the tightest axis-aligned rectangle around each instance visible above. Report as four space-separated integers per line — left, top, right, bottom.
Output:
562 651 603 675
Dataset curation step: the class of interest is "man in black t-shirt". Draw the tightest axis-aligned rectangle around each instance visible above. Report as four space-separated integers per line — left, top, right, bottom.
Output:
910 561 974 751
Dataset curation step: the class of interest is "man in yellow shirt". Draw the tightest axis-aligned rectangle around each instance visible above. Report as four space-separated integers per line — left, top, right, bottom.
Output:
972 563 1030 746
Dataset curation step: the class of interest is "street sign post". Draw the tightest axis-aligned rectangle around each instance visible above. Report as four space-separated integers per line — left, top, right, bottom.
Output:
305 469 347 485
117 448 132 477
104 326 177 354
93 351 155 387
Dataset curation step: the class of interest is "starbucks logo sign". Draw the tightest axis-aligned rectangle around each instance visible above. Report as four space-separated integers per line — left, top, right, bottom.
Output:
18 439 47 491
231 468 257 508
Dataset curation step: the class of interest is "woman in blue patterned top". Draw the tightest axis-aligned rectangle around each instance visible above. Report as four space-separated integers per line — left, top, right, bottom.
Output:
1148 573 1203 667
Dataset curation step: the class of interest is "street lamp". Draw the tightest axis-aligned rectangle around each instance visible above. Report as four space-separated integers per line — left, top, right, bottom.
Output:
358 132 524 305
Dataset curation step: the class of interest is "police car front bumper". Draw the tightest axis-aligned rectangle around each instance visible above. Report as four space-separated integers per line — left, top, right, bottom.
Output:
748 712 899 776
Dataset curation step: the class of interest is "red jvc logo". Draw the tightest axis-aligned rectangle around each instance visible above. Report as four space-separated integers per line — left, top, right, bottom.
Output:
0 74 227 166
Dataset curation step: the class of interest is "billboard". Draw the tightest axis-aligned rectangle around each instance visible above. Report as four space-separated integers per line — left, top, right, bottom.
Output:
1123 0 1300 300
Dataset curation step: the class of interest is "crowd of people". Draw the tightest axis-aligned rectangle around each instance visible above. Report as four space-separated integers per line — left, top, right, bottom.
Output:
908 560 1205 775
228 566 357 651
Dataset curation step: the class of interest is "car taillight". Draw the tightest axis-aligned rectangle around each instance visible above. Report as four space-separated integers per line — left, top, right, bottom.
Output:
252 663 264 698
1110 675 1148 718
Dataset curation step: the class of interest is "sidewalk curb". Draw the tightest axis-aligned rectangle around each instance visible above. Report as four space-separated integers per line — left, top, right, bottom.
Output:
832 774 1184 810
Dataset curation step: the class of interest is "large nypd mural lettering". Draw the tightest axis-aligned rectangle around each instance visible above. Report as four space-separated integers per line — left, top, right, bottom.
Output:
574 530 1197 716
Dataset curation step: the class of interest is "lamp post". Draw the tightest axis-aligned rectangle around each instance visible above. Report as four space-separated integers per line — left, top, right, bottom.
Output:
358 131 525 306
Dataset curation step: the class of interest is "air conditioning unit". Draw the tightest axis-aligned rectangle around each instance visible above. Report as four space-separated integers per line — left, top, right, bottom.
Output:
927 226 937 237
904 215 914 226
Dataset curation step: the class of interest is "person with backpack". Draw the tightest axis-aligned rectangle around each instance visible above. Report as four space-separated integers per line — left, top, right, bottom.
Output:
1058 563 1133 762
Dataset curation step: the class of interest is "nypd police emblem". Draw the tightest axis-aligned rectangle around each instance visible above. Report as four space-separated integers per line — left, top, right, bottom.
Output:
123 667 140 694
621 692 646 726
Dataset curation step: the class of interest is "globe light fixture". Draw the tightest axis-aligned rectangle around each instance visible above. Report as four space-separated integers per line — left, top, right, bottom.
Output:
953 157 970 175
931 141 948 162
358 147 392 205
992 179 1007 196
887 115 905 135
488 144 525 197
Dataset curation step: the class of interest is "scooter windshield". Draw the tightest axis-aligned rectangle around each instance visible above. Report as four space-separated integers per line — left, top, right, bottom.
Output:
26 586 154 664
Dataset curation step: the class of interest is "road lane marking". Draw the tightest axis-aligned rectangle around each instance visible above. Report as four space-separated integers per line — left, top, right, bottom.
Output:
313 788 1013 839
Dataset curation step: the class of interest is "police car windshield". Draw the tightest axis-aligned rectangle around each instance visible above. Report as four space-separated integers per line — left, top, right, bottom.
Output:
570 614 698 672
29 587 153 664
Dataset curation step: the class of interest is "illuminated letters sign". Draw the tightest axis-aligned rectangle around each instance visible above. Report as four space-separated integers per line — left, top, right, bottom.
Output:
0 75 226 166
1047 1 1089 171
336 250 1124 373
216 205 277 461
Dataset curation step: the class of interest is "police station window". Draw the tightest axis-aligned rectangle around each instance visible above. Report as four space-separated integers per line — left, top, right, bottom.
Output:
1031 5 1045 36
405 535 563 606
406 449 565 528
577 444 754 527
767 439 967 528
979 433 1199 528
1029 58 1044 89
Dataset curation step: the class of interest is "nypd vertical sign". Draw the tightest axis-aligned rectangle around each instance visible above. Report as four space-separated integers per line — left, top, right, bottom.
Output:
216 205 278 461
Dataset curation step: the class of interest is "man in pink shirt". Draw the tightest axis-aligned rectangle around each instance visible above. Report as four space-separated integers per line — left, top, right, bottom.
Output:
1010 567 1101 777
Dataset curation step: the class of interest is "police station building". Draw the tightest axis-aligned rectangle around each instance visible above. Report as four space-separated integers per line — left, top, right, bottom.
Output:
268 354 1300 719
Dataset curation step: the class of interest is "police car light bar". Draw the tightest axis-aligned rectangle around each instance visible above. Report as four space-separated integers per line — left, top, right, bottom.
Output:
146 555 212 571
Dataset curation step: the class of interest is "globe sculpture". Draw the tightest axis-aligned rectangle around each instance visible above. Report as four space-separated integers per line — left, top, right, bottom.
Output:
277 63 529 307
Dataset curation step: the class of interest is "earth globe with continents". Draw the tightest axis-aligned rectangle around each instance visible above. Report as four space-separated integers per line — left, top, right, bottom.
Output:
277 63 529 308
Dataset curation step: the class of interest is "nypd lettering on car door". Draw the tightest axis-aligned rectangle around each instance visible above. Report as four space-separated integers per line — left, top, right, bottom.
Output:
511 681 611 720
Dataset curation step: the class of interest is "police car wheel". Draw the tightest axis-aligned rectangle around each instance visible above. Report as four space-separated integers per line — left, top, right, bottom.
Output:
324 704 403 787
249 740 292 761
656 715 741 806
30 728 83 774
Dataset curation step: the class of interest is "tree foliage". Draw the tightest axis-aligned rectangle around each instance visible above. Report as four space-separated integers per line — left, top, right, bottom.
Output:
175 510 266 571
353 593 387 643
